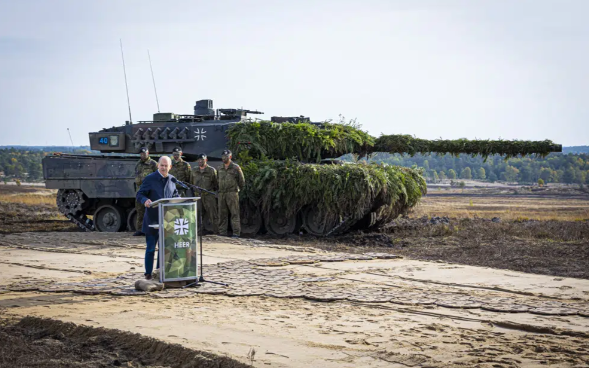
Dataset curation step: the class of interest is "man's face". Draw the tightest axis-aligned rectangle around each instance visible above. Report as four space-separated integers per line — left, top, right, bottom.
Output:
197 158 206 167
173 152 181 161
222 154 231 164
158 159 171 176
140 151 148 161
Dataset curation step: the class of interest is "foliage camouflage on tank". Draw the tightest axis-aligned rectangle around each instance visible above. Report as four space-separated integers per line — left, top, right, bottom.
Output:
372 135 562 159
227 120 374 162
237 159 426 235
223 120 562 235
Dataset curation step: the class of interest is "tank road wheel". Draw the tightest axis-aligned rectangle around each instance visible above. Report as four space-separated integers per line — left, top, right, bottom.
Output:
127 209 137 232
94 205 126 232
266 212 297 236
240 205 262 236
56 189 86 214
301 207 337 236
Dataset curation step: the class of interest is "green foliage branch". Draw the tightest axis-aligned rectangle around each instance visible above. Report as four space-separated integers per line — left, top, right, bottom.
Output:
227 121 373 163
239 159 426 225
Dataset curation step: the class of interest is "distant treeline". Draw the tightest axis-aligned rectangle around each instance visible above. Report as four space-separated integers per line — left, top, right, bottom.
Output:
0 145 92 152
563 146 589 154
0 147 94 181
359 152 589 185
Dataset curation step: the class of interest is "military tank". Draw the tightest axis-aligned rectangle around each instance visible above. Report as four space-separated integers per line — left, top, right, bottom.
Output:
43 99 562 235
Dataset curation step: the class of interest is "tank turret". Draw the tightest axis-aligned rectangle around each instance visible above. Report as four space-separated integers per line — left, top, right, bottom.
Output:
88 99 263 160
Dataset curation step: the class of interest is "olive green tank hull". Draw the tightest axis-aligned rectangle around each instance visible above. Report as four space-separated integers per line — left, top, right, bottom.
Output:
44 104 562 236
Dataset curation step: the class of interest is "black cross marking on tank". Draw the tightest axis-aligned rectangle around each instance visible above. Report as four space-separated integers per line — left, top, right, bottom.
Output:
194 128 207 141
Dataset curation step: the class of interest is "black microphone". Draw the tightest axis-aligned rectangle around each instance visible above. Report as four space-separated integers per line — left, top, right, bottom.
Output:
171 177 190 190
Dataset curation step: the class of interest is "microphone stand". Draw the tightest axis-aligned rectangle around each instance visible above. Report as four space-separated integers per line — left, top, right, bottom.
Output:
176 180 227 288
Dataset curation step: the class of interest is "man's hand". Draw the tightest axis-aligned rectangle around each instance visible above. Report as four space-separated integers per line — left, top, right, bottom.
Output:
144 199 152 208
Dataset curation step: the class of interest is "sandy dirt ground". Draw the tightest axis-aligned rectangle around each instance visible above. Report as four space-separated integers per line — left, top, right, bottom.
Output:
0 316 249 368
1 232 588 367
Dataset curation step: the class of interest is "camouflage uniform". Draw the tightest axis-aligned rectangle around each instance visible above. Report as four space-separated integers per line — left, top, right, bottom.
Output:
134 158 158 231
191 165 219 233
169 158 191 196
217 162 245 236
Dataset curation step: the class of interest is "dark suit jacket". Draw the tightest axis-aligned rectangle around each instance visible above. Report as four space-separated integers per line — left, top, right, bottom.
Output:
136 171 180 235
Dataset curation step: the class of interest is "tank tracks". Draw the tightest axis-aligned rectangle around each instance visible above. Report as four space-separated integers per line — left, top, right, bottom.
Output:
56 189 94 232
64 213 94 232
324 216 352 236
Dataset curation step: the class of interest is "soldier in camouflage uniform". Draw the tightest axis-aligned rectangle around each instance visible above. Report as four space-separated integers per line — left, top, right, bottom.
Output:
169 147 192 196
133 147 157 236
191 153 219 233
217 149 245 237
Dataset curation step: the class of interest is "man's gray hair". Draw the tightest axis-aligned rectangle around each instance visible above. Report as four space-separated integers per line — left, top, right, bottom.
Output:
158 156 172 165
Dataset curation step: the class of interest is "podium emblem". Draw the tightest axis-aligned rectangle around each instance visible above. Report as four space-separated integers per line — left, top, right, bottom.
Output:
174 218 189 235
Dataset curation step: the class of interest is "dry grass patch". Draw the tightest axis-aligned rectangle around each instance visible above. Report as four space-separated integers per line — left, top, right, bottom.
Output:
279 218 589 279
0 193 56 206
0 184 57 206
385 218 589 278
0 192 76 233
413 195 589 221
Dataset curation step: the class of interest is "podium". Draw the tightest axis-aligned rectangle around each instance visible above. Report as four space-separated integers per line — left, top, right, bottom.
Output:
149 197 200 283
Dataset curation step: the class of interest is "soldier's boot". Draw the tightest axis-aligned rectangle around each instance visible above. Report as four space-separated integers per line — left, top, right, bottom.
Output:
227 192 241 237
212 212 220 234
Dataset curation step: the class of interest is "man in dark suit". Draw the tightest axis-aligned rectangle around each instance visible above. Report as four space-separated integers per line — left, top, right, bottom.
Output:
136 156 180 280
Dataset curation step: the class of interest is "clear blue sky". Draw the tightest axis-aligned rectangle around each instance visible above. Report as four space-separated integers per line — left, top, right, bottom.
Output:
1 0 587 146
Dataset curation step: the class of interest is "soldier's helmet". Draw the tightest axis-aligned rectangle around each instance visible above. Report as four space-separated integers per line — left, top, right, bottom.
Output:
140 147 149 153
221 149 232 156
172 147 182 153
196 153 207 160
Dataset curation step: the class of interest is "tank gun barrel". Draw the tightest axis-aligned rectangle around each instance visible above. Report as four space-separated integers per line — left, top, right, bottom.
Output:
218 108 264 115
372 135 562 159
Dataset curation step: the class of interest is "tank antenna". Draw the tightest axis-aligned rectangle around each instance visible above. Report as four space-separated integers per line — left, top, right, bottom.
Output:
147 49 160 113
67 128 74 147
119 39 133 123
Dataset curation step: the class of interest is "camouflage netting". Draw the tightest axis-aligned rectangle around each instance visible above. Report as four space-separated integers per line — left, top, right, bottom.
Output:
372 135 562 159
239 159 427 226
228 121 562 162
227 121 373 162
